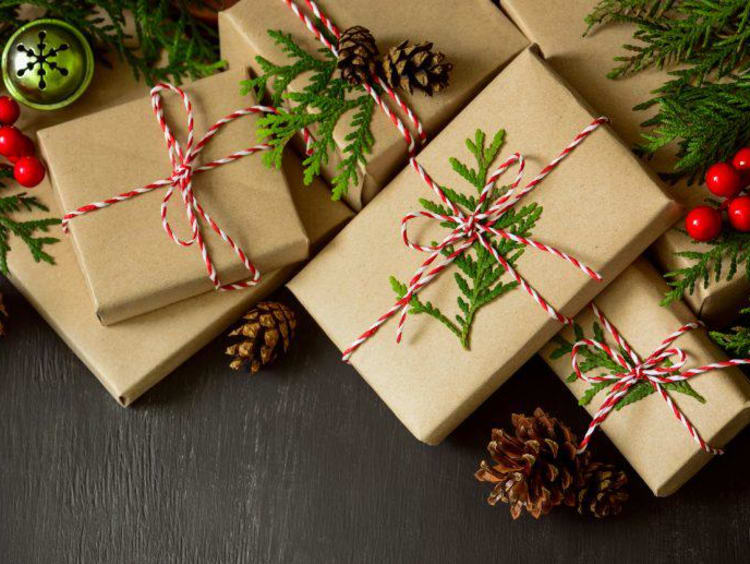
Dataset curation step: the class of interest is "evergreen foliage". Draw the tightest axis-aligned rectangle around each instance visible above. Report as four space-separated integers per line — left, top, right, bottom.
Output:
0 167 60 276
0 1 223 85
711 307 750 356
549 320 705 409
390 129 542 350
240 29 376 200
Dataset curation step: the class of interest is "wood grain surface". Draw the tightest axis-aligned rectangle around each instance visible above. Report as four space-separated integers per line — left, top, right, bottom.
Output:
1 276 749 564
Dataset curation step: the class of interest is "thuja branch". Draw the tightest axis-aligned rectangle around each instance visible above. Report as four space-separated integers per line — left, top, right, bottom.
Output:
241 29 376 200
0 1 223 85
711 307 750 356
661 230 750 306
549 320 705 409
390 129 541 350
0 168 60 276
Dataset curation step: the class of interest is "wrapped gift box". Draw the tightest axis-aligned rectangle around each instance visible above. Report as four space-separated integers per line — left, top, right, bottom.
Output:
541 258 750 496
38 69 310 325
500 0 749 325
6 62 352 406
219 0 529 209
288 48 681 444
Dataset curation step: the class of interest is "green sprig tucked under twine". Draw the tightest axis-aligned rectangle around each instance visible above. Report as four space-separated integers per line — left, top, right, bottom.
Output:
0 1 224 86
585 1 750 308
0 167 60 276
240 29 376 201
390 128 541 350
549 320 705 409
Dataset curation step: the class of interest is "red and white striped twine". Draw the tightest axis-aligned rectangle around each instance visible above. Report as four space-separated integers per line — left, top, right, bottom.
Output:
61 84 318 292
274 0 609 361
571 303 750 455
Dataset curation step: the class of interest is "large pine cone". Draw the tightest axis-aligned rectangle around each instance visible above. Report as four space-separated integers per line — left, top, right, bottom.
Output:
337 26 379 86
379 40 453 96
225 301 296 373
576 462 628 518
475 408 588 519
0 291 6 336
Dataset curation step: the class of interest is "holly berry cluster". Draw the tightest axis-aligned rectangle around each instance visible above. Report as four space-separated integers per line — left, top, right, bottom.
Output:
685 148 750 242
0 96 46 188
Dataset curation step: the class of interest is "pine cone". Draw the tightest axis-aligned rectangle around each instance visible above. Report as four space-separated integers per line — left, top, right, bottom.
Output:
576 461 628 518
0 291 6 336
337 26 379 86
379 40 453 96
475 408 588 519
225 301 296 373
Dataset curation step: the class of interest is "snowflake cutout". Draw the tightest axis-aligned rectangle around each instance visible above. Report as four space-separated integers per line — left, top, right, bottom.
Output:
16 31 70 90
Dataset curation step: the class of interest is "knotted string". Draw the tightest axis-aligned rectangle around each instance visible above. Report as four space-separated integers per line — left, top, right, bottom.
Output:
571 303 750 455
62 84 316 291
341 118 608 361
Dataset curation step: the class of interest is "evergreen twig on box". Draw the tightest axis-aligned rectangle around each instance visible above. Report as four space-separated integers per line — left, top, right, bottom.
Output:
549 320 705 409
0 1 223 85
711 307 750 356
240 29 376 201
390 129 541 350
0 168 60 276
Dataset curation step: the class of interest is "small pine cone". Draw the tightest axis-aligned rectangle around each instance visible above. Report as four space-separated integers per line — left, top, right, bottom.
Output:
0 291 6 336
576 461 629 518
475 408 589 519
379 40 453 96
225 301 296 373
337 26 379 86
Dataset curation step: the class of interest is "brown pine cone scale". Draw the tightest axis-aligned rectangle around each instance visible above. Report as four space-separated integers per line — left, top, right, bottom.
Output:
337 26 379 86
577 461 629 518
475 408 589 519
225 301 296 373
379 40 453 96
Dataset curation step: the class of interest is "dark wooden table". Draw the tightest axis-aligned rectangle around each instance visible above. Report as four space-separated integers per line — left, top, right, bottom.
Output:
2 277 749 564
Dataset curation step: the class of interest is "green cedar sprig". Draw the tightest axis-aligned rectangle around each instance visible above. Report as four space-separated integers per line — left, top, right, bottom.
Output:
0 1 223 86
661 228 750 306
0 167 60 276
389 129 542 350
240 29 376 200
711 307 750 356
586 0 750 183
549 319 705 409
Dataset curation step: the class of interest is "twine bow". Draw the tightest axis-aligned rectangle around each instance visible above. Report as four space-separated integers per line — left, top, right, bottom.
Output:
61 83 305 291
341 118 608 361
572 303 750 455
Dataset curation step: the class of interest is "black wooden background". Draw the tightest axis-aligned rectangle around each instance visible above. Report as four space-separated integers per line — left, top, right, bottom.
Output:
2 277 749 564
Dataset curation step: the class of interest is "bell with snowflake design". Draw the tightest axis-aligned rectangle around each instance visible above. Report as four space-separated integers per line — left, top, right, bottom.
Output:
2 19 94 111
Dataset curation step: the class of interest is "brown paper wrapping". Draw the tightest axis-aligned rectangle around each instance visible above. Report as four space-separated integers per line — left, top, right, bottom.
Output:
38 69 310 325
288 49 681 445
500 0 749 325
6 63 353 406
218 0 529 210
540 258 750 496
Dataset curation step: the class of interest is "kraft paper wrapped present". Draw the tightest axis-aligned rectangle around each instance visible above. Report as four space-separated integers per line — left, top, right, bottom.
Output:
500 0 749 325
38 68 310 325
541 258 750 496
287 48 682 445
218 0 529 210
6 62 353 406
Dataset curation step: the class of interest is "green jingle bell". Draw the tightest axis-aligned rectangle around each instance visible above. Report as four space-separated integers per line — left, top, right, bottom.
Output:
2 19 94 111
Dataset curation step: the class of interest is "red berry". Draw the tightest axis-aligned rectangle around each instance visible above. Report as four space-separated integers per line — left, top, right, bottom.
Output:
732 148 750 172
10 134 35 159
705 162 742 198
0 126 27 157
685 206 723 242
728 196 750 232
13 156 45 188
0 96 20 125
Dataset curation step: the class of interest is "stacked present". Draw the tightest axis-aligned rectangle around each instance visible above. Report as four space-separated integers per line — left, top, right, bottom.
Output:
2 0 750 514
